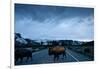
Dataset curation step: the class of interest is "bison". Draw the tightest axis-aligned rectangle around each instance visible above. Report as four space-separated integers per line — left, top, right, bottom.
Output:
48 46 66 61
15 48 32 62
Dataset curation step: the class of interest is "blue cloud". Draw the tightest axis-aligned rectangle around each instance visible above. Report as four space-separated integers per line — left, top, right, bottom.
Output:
15 4 94 41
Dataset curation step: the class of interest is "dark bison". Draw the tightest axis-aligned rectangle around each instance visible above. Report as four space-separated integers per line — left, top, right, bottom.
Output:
48 46 66 61
15 48 32 62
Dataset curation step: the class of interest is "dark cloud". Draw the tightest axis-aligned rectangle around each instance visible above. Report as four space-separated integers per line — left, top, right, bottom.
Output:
15 4 94 41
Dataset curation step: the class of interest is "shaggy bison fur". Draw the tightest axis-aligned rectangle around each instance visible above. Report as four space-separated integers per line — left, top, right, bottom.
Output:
15 48 32 62
48 46 66 61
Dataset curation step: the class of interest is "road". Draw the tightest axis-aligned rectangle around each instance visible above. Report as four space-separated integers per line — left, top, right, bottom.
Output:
15 48 93 65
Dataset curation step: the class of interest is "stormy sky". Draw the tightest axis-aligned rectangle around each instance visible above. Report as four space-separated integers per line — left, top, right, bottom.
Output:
15 4 94 41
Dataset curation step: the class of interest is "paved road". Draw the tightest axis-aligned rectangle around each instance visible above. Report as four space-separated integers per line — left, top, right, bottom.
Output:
15 48 93 65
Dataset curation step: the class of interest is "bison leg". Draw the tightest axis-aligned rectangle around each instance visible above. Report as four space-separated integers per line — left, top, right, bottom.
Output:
26 56 32 62
26 57 28 62
30 56 32 61
20 57 23 63
56 55 59 61
54 55 57 61
29 54 32 61
54 54 59 61
63 52 66 59
15 57 18 62
54 55 56 61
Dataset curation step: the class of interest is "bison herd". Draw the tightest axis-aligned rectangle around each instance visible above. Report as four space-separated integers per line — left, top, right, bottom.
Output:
15 46 67 63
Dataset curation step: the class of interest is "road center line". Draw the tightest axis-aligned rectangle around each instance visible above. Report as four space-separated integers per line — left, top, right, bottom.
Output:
66 50 79 62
